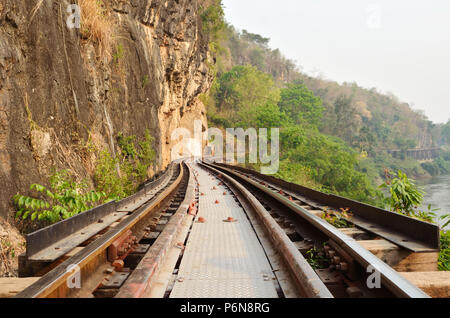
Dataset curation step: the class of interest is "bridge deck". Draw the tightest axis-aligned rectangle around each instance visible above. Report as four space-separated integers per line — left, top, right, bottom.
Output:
169 163 279 298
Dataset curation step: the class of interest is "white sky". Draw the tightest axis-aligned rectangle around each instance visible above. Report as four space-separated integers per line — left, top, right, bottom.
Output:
222 0 450 124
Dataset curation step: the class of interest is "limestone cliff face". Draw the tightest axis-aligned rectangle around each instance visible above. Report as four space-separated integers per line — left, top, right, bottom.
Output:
0 0 211 221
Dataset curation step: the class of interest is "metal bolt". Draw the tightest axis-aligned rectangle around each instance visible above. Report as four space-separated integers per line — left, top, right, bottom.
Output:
112 260 124 271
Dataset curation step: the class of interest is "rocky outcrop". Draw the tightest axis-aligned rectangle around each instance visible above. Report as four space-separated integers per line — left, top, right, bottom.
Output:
0 0 212 221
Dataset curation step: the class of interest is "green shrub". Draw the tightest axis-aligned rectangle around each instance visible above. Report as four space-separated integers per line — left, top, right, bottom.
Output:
13 170 106 223
94 149 129 200
439 228 449 271
305 246 330 270
95 129 156 200
380 170 423 216
321 208 354 229
381 171 449 271
439 214 450 271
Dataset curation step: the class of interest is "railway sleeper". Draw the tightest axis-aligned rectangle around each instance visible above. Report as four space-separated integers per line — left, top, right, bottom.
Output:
357 239 439 272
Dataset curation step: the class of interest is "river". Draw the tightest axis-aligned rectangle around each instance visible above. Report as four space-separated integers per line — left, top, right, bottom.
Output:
416 174 450 229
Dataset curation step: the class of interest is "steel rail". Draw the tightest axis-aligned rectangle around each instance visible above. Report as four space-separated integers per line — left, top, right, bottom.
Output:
199 162 333 298
115 163 196 298
15 162 185 298
203 161 430 298
24 163 176 264
212 162 439 252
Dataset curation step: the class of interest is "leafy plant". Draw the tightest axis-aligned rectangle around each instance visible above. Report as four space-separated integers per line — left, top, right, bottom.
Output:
412 204 440 223
380 170 423 216
305 246 330 269
94 149 129 200
321 208 354 228
380 170 449 271
13 170 106 223
440 214 450 229
95 130 156 200
117 133 138 159
439 218 449 271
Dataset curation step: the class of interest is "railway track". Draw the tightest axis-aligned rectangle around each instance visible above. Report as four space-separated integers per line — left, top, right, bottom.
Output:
200 161 440 298
15 161 190 298
6 159 444 298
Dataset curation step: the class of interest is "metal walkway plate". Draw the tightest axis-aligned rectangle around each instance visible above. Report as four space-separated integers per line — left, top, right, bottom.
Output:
170 164 278 298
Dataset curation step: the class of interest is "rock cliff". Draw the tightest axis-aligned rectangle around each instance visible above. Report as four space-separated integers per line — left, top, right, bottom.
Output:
0 0 212 221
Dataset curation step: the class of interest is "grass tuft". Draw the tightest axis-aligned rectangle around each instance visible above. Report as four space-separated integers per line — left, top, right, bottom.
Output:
79 0 113 62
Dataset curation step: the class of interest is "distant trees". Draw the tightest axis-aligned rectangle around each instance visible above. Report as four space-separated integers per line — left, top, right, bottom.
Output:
212 21 442 155
241 30 270 47
200 0 225 48
204 14 450 206
213 65 280 126
206 64 381 205
332 95 359 143
217 25 299 83
442 120 450 145
278 83 324 127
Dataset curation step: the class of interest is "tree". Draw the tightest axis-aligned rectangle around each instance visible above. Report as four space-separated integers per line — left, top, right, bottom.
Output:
355 126 376 154
200 0 225 45
333 95 359 143
241 30 270 47
278 83 324 127
254 102 290 128
442 120 450 145
214 65 280 125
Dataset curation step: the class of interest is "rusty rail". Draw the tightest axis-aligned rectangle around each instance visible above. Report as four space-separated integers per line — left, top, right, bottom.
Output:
202 161 430 298
212 162 440 252
200 162 333 298
15 162 185 298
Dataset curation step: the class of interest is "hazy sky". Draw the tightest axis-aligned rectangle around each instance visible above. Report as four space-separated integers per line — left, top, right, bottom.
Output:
222 0 450 124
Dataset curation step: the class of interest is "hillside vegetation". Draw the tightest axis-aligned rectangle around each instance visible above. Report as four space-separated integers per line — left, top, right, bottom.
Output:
201 1 450 207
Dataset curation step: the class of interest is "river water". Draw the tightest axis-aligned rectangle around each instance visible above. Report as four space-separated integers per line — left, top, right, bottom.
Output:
416 174 450 229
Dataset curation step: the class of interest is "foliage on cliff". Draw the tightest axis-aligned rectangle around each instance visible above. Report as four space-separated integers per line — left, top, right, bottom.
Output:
13 131 156 225
94 130 156 200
